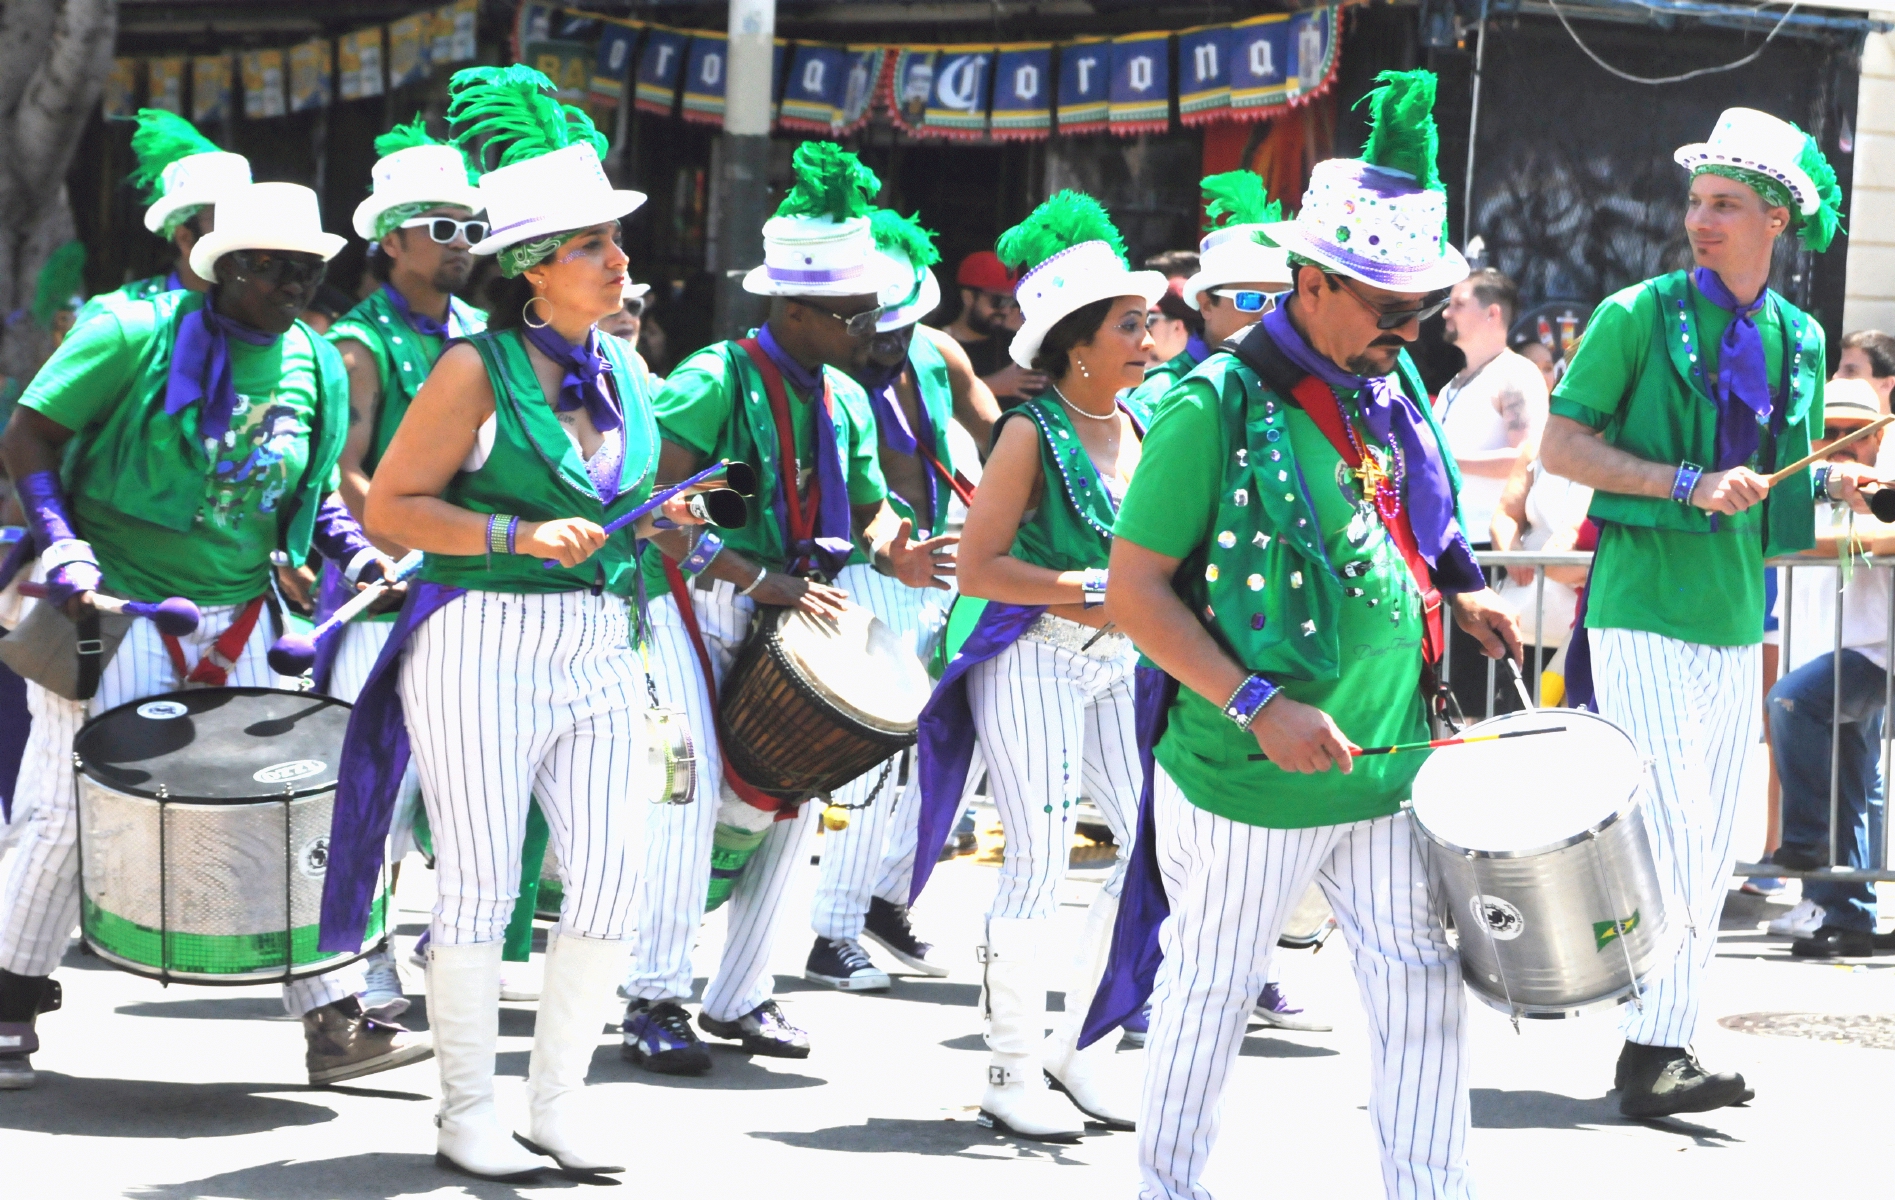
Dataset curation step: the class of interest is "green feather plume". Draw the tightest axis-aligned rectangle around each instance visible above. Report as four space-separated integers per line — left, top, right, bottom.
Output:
376 112 480 185
870 209 940 268
1795 130 1844 253
996 190 1129 271
776 142 881 222
1357 69 1443 192
31 241 85 329
1201 170 1285 230
446 65 607 175
126 109 222 203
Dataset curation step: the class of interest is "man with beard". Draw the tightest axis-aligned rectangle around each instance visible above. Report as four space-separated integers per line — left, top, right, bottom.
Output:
940 251 1044 407
805 208 998 991
323 117 487 1016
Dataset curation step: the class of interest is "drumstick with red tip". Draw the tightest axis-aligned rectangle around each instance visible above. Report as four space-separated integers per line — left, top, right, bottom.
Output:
18 582 200 637
267 551 425 676
1246 724 1567 761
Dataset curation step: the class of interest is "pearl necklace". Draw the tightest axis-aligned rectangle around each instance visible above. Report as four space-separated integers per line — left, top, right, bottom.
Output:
1052 384 1120 422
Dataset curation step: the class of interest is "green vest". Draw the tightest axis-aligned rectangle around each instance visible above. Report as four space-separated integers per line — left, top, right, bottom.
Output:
57 289 346 567
327 288 487 474
1583 270 1819 557
420 328 659 596
1005 395 1124 572
1179 348 1465 684
874 333 960 532
73 275 174 328
1124 348 1198 425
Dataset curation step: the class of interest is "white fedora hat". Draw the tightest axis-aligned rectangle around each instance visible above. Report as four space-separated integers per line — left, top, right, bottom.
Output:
353 144 485 240
189 182 347 283
1009 239 1167 369
1262 158 1469 295
144 151 252 235
743 214 892 299
467 143 646 258
1675 108 1820 217
876 260 942 332
1183 224 1293 311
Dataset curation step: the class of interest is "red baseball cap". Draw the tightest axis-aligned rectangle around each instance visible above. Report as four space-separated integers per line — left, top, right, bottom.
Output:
956 250 1018 293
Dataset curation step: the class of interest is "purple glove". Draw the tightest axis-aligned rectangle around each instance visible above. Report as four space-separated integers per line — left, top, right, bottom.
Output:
309 497 378 583
18 470 101 606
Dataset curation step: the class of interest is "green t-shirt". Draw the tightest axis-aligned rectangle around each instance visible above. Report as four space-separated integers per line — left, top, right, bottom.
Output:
1114 380 1429 828
1551 282 1784 646
23 308 324 604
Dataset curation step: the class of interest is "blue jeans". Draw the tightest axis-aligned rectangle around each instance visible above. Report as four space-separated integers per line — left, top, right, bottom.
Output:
1767 649 1886 931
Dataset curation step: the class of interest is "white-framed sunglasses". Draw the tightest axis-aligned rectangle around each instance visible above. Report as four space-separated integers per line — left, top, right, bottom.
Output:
398 216 489 245
1212 288 1275 313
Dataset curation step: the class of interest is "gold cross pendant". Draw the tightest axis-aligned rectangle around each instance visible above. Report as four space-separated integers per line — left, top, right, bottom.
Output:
1354 452 1389 496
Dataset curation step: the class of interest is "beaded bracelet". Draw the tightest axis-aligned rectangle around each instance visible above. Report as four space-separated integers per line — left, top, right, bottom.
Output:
680 530 725 576
1081 567 1109 609
1670 461 1703 506
486 513 519 561
1223 673 1280 731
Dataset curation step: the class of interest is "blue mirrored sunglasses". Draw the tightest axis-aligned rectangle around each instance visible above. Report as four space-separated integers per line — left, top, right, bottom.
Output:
1213 288 1271 313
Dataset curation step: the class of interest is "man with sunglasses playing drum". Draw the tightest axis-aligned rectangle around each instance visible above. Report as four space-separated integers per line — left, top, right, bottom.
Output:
621 143 953 1073
1093 71 1516 1200
0 181 422 1090
1542 109 1871 1118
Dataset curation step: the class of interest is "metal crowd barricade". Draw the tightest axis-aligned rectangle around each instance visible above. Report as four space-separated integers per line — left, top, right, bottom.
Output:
1447 548 1895 887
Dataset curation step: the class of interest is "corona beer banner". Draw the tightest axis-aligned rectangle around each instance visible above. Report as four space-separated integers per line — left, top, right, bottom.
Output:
990 43 1053 140
634 25 690 116
1108 32 1170 136
1056 38 1110 135
1177 24 1231 127
923 46 993 139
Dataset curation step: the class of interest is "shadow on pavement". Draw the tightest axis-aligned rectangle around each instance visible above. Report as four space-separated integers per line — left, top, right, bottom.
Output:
1 1074 338 1138
750 1116 1092 1161
1470 1087 1742 1144
1238 1033 1339 1058
123 1152 602 1198
586 1045 826 1091
116 997 296 1021
774 976 983 1008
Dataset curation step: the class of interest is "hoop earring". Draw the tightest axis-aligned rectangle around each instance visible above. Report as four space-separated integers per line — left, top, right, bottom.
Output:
522 295 552 329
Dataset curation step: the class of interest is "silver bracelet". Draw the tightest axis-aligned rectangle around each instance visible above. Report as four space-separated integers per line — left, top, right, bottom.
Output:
738 563 769 596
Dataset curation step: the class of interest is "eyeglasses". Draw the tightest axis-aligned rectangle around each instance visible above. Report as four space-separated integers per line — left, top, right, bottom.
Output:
976 290 1020 312
1329 274 1451 330
623 298 645 318
399 216 489 245
1212 289 1273 313
227 250 326 288
797 300 885 338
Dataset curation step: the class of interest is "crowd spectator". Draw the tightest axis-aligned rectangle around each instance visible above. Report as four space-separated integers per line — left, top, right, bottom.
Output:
1488 432 1593 708
1835 328 1895 412
1514 336 1559 393
597 279 649 345
1145 284 1203 368
938 250 1040 407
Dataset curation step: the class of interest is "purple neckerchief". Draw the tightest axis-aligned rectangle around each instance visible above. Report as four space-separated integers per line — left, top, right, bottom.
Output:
318 579 467 952
586 426 624 504
521 321 623 437
1258 305 1477 587
855 354 941 531
909 600 1047 903
1562 584 1598 713
1184 333 1210 364
1692 267 1774 472
162 271 184 293
1081 664 1174 1047
380 282 449 340
164 301 279 449
755 323 856 577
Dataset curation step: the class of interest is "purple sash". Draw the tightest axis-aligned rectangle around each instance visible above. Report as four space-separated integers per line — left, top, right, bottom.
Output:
908 600 1046 903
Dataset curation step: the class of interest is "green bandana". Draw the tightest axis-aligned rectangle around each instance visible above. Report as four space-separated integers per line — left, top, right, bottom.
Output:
373 200 439 240
1696 164 1794 212
498 231 575 278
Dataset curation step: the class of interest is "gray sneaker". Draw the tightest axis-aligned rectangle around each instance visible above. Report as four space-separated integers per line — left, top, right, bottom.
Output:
303 997 433 1085
357 949 409 1021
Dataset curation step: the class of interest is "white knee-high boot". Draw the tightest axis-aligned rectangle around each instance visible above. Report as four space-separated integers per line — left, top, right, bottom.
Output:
1041 889 1136 1130
979 916 1085 1142
427 941 548 1181
521 935 629 1174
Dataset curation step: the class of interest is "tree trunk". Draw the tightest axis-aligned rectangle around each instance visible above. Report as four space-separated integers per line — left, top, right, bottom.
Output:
0 0 117 388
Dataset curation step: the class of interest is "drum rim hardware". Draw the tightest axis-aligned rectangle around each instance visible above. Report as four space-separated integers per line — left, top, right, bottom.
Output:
73 685 349 804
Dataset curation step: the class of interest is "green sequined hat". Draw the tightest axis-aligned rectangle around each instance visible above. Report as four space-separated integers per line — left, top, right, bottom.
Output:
1675 107 1844 253
127 109 251 238
353 113 484 241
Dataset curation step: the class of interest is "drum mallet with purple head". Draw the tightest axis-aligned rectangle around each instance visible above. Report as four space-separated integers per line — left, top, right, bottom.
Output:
18 582 200 637
267 551 425 677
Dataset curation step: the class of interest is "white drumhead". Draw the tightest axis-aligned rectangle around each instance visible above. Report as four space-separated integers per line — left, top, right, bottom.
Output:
775 604 933 734
1408 709 1643 855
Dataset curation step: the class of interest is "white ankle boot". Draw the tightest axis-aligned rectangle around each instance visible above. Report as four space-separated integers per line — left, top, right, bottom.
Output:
426 940 548 1181
978 916 1085 1143
520 935 629 1174
1042 890 1137 1130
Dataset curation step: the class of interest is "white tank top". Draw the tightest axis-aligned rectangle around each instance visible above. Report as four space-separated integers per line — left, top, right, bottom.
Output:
1434 348 1543 542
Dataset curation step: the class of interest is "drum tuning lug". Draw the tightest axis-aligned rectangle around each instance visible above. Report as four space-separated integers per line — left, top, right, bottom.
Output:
72 753 83 769
156 784 169 800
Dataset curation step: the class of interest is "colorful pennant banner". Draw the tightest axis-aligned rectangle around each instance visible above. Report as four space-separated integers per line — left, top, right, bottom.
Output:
923 46 993 139
779 43 848 132
192 55 231 124
103 59 137 119
680 31 726 123
885 47 936 136
591 21 640 103
1109 32 1170 136
146 57 185 115
634 25 689 116
1057 37 1110 135
991 43 1053 140
289 39 332 112
1229 10 1338 119
241 49 286 119
1177 24 1230 126
340 28 384 101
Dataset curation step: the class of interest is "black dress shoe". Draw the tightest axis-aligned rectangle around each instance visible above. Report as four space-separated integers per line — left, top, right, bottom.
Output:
1873 930 1895 953
1768 846 1827 872
1791 925 1875 958
1615 1042 1749 1118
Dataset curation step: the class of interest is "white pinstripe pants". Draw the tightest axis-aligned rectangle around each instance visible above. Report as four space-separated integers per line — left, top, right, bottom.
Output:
967 631 1139 919
399 590 648 947
0 599 356 1016
810 564 952 941
626 579 819 1021
1593 627 1758 1049
1140 766 1470 1200
329 619 423 861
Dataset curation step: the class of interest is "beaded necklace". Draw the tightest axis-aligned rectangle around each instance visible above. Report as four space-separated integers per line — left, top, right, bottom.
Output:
1339 399 1405 524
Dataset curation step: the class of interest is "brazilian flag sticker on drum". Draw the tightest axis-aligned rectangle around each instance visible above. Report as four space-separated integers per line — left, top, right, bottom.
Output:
1594 910 1639 951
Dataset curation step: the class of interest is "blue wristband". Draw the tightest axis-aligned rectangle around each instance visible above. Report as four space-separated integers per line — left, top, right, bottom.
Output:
1671 461 1703 505
681 530 725 576
1223 673 1279 731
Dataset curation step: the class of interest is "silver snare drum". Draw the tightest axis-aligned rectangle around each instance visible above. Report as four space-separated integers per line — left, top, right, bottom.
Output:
1408 709 1675 1020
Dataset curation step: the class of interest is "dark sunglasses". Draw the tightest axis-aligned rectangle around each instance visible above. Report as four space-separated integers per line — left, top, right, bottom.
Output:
399 216 489 245
797 299 885 338
1331 274 1451 330
228 250 326 288
623 298 645 318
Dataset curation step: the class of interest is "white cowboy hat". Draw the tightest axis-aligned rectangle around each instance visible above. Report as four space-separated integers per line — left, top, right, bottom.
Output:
1261 158 1469 295
352 144 485 241
467 143 646 257
189 182 347 283
1183 224 1293 311
144 151 252 235
1009 240 1167 369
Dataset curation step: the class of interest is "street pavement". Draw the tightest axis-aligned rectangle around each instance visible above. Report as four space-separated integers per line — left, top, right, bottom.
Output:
1 799 1890 1200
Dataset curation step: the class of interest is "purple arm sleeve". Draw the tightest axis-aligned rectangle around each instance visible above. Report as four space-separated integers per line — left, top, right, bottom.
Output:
1433 529 1489 596
17 470 100 604
309 497 376 574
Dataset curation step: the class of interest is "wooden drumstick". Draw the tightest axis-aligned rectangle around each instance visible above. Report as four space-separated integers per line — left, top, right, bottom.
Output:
1246 724 1566 761
1767 415 1894 486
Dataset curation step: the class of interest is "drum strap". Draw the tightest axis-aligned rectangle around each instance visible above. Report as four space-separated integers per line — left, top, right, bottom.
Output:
1291 376 1446 665
659 555 793 818
736 339 824 574
161 595 265 687
919 443 976 509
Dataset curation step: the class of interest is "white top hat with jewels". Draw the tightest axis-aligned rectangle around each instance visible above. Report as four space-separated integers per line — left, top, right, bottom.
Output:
1674 107 1821 217
189 182 348 282
144 151 252 235
1009 239 1167 369
1259 158 1469 295
352 144 486 240
1183 224 1293 311
466 143 647 258
743 214 892 300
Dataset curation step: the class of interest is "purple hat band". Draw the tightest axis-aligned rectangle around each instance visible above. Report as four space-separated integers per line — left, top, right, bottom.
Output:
1296 232 1449 289
768 262 866 284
